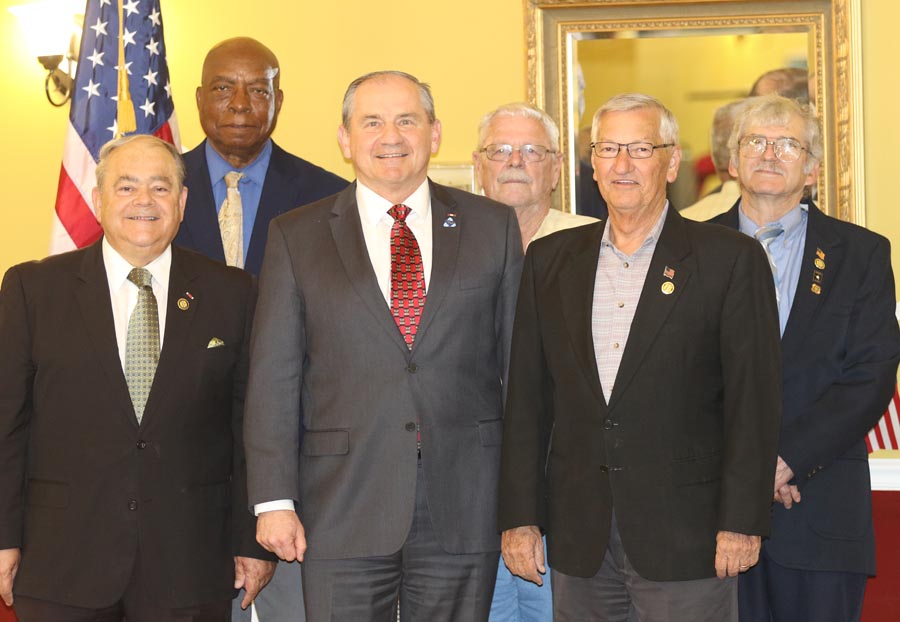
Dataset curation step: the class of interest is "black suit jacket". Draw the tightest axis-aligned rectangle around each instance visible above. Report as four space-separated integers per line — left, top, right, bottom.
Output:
175 140 348 276
711 201 900 574
0 242 270 609
499 208 782 581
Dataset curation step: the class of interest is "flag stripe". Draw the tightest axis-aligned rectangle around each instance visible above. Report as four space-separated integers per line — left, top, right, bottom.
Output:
867 385 900 452
51 0 179 254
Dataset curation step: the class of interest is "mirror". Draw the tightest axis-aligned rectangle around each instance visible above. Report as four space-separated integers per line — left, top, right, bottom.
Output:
526 0 864 224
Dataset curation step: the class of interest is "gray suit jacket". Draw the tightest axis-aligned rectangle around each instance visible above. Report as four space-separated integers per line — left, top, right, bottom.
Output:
245 181 523 559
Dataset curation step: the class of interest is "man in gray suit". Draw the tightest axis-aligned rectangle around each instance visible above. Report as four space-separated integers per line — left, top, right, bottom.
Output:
243 71 523 622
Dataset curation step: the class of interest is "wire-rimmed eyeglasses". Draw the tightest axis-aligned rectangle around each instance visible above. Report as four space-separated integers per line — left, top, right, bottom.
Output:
590 141 675 159
738 135 809 163
479 144 555 163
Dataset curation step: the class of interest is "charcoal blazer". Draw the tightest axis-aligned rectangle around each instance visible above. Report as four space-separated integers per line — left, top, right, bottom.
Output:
176 140 348 276
0 242 269 609
711 201 900 574
244 181 523 559
499 207 783 581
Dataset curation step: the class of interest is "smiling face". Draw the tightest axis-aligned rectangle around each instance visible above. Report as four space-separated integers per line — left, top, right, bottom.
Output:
729 114 818 207
196 38 283 168
591 108 680 217
473 115 561 213
93 137 187 267
337 74 441 204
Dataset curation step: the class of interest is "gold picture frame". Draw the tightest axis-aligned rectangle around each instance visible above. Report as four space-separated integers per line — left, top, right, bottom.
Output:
526 0 864 224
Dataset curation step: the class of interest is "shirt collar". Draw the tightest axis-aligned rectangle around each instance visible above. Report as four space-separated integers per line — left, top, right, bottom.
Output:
102 237 172 293
601 202 670 252
738 202 808 239
356 178 431 226
205 138 273 187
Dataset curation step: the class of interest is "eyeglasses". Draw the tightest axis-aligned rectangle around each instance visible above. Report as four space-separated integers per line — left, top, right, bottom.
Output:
738 135 809 163
480 144 555 163
590 141 675 159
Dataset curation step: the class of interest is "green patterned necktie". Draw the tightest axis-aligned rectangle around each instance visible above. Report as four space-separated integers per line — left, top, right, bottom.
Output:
124 268 160 423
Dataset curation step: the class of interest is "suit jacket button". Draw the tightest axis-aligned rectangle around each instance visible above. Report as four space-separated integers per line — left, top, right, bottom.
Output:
128 500 138 511
405 422 416 432
136 440 147 449
406 364 418 373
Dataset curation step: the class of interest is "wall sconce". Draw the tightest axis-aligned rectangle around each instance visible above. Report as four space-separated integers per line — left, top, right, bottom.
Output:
9 1 83 107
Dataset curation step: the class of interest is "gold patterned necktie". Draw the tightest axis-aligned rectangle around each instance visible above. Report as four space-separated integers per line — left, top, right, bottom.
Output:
219 171 244 268
124 268 160 424
387 204 427 349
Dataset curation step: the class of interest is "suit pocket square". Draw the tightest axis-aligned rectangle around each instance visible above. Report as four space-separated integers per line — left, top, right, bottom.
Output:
207 337 226 349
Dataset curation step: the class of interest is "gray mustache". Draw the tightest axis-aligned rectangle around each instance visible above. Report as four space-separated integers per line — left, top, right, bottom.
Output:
497 171 533 183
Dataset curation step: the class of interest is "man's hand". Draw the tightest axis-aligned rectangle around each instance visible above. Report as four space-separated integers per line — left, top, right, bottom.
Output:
773 455 801 509
234 556 277 610
257 510 307 562
0 548 21 607
501 525 545 586
714 531 760 579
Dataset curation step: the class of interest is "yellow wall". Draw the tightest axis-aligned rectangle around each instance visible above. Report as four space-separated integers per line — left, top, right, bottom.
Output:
0 0 526 271
0 0 897 275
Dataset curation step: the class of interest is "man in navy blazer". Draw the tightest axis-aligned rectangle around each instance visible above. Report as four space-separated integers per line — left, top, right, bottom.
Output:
175 37 346 622
710 95 900 622
175 37 346 277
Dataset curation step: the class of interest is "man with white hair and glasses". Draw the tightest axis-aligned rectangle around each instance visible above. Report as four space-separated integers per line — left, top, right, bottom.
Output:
474 103 595 621
499 93 782 621
710 94 900 622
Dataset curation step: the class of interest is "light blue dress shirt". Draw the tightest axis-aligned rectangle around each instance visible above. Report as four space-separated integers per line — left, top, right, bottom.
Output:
739 203 808 335
206 139 273 260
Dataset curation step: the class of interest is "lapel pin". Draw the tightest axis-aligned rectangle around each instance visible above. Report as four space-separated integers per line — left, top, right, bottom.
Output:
812 270 823 283
185 291 195 300
661 282 675 295
816 248 825 260
811 283 822 295
814 257 825 270
443 213 457 228
663 266 675 279
177 298 190 311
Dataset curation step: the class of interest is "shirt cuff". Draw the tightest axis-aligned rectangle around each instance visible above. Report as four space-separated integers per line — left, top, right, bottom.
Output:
254 499 295 516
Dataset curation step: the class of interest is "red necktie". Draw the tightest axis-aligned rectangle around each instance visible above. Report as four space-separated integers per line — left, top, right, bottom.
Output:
388 204 427 349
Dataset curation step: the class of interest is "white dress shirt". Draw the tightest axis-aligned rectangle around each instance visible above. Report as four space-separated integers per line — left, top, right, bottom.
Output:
254 178 435 516
102 238 170 366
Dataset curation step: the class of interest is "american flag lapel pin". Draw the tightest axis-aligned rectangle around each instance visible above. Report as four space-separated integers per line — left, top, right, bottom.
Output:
663 266 675 279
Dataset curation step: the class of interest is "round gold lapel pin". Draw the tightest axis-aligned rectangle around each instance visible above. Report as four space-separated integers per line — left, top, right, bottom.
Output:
177 298 190 310
661 282 675 295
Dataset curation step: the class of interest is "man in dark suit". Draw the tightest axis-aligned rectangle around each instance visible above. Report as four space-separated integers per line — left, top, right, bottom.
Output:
175 37 347 277
243 70 523 621
0 135 274 621
498 93 782 622
709 94 900 622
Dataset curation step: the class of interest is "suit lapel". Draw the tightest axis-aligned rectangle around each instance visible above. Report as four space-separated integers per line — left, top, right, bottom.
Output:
329 185 410 354
182 143 226 262
557 222 606 404
413 182 460 354
141 247 199 428
73 242 138 428
608 209 693 411
247 144 291 273
781 203 842 355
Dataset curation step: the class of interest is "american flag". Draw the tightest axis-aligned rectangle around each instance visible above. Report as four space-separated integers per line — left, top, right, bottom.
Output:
51 0 180 253
867 385 900 452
